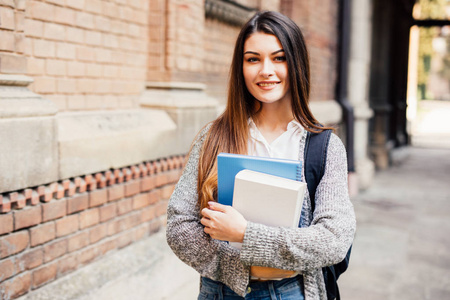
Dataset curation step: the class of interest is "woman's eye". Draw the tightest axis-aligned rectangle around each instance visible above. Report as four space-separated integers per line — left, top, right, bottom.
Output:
246 57 259 63
274 56 286 62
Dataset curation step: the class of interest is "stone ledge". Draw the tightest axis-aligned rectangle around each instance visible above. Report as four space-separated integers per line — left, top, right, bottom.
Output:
57 109 178 180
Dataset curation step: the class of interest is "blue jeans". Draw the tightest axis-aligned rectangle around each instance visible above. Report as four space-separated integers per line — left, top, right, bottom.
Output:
198 275 304 300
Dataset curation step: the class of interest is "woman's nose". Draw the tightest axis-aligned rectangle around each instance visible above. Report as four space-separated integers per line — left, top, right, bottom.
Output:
259 59 274 77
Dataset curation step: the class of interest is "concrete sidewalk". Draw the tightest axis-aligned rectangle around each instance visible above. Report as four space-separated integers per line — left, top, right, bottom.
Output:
339 146 450 300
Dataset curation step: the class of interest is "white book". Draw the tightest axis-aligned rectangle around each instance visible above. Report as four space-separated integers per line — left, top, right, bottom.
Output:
230 169 306 249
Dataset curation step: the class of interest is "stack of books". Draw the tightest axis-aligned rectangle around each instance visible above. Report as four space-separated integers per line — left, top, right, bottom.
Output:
217 153 306 249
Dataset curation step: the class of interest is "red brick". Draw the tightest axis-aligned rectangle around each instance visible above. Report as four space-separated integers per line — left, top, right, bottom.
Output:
12 192 26 209
67 194 88 214
160 184 175 200
140 205 156 223
99 203 116 222
124 180 140 197
107 219 119 236
89 223 108 244
89 189 107 207
55 215 78 237
44 239 67 263
155 200 168 217
0 6 15 30
42 199 66 222
67 232 89 252
155 173 169 187
32 262 57 288
30 190 40 206
118 213 140 232
13 206 42 230
0 214 13 235
0 53 27 74
148 190 159 205
132 193 151 210
140 176 155 192
116 198 133 216
79 208 99 229
30 222 55 247
0 231 29 259
78 246 98 265
28 1 55 22
17 248 44 271
0 257 16 283
57 253 77 276
0 272 31 299
167 169 181 183
107 184 124 201
98 239 116 256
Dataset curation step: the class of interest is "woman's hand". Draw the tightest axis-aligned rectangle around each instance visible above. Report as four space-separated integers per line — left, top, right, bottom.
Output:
201 202 247 243
250 266 297 280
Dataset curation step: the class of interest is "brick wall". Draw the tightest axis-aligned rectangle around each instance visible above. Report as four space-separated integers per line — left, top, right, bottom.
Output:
204 17 239 101
147 0 206 83
0 1 27 75
0 0 149 111
282 0 339 101
0 156 185 299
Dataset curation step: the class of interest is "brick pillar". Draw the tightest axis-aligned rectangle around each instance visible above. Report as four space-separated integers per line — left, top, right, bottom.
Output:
143 0 218 152
147 0 205 83
0 1 27 75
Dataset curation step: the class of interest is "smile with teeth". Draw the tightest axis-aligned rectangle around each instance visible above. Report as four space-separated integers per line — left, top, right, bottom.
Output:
257 82 280 87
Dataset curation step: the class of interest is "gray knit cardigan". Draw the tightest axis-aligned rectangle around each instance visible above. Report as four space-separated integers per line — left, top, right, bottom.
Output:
166 125 356 300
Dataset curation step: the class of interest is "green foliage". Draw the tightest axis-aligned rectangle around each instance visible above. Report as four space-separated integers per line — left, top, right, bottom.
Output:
416 0 447 99
418 0 447 19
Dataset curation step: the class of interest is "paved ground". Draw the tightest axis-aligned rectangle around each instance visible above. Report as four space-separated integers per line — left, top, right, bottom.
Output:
339 147 450 300
340 99 450 300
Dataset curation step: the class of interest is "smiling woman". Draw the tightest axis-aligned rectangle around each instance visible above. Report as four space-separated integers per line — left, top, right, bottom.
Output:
166 10 355 300
243 33 290 106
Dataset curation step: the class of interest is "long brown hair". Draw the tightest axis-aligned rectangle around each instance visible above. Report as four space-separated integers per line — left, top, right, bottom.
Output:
197 11 333 210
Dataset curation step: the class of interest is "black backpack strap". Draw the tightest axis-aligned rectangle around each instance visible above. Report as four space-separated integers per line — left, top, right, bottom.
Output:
304 129 352 300
304 129 332 210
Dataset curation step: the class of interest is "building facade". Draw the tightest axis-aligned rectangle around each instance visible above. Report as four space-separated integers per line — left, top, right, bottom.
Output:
0 0 384 298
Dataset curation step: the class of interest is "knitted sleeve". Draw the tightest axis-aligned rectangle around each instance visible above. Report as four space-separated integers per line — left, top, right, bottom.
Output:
240 133 356 272
166 126 251 297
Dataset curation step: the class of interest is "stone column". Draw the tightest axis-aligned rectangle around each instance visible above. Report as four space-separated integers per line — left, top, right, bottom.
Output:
348 0 375 190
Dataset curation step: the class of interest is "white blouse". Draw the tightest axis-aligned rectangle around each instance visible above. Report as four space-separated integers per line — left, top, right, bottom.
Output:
247 119 304 161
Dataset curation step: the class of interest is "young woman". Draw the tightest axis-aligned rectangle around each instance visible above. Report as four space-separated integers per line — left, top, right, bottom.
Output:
166 11 356 300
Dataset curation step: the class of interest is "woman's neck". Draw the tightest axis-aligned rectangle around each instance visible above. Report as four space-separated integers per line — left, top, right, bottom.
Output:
252 101 294 143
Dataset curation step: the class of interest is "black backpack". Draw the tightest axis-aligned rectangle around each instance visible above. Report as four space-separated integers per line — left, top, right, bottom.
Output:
304 130 352 300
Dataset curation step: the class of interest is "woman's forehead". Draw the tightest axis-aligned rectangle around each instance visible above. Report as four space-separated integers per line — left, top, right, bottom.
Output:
243 32 283 53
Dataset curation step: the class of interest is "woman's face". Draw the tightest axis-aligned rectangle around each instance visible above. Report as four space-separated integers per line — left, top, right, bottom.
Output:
243 32 290 106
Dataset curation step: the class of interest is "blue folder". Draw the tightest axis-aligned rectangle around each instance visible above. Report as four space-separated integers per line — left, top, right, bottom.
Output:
217 153 302 206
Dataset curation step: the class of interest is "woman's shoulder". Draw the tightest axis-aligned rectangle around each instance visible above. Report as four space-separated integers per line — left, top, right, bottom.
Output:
326 132 347 163
193 122 214 144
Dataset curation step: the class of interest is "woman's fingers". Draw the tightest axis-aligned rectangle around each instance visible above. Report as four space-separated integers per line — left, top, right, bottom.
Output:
208 201 228 212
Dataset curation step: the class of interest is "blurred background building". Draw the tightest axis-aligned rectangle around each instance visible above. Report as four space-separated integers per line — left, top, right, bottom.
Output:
0 0 448 299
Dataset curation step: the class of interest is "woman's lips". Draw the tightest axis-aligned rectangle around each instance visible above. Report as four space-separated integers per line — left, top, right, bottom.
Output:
257 81 280 89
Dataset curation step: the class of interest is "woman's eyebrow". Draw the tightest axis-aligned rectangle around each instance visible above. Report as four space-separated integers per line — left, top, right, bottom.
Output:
272 49 284 55
243 49 284 55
